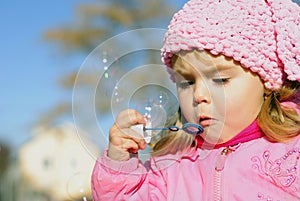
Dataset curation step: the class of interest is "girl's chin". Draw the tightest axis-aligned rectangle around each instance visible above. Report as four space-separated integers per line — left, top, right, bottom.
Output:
201 137 224 145
200 127 229 145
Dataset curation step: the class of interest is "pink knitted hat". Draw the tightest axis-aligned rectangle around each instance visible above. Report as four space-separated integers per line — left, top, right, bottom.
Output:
161 0 300 89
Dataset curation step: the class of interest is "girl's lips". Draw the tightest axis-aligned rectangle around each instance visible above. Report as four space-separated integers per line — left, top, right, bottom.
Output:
199 117 213 127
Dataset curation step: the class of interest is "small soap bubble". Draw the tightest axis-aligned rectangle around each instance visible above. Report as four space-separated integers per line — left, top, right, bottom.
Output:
102 51 108 64
130 84 179 133
156 91 168 108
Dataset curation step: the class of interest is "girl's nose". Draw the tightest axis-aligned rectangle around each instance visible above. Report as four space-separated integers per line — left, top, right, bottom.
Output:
193 81 211 105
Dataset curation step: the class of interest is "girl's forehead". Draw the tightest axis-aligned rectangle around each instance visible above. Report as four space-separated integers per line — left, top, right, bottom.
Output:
172 50 238 72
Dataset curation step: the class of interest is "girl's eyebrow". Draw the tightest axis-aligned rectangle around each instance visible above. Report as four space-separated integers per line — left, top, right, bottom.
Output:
202 64 236 74
174 62 236 76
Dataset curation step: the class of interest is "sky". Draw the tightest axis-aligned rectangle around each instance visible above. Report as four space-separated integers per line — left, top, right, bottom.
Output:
0 0 91 149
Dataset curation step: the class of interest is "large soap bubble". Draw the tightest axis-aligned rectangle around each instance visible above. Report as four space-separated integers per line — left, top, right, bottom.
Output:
72 29 179 159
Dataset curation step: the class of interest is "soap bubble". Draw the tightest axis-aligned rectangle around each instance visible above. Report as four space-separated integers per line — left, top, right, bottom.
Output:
72 28 177 160
129 84 178 132
109 64 179 147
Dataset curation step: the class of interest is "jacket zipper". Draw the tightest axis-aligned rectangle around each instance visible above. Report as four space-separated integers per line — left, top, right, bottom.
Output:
213 144 240 201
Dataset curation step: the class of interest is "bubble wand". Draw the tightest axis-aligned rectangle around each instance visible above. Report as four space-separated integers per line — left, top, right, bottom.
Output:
132 122 204 143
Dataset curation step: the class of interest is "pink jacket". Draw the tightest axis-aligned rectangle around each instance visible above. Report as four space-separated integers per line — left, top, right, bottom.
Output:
92 133 300 200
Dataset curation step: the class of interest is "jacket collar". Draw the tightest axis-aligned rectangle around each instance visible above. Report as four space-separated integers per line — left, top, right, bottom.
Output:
196 119 264 149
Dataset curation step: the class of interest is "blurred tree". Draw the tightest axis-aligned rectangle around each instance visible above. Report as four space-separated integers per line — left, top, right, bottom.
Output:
40 0 180 127
0 142 9 176
44 0 176 52
0 142 9 201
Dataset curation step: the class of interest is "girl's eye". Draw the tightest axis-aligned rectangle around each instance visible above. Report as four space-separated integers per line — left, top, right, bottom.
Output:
178 81 194 89
212 78 230 84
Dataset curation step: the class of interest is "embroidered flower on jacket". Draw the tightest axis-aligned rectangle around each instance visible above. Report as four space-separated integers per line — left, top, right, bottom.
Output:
251 149 300 189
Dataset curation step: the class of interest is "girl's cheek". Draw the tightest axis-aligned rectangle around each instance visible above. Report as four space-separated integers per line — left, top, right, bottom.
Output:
179 99 194 120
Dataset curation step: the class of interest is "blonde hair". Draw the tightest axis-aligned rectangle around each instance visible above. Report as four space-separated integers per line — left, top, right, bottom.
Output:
151 111 195 156
258 81 300 142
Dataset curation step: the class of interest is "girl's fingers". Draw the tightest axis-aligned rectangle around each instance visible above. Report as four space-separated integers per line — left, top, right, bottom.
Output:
128 128 147 149
108 109 147 161
123 128 147 149
121 139 139 153
114 109 146 128
110 109 147 146
110 127 146 149
108 137 145 161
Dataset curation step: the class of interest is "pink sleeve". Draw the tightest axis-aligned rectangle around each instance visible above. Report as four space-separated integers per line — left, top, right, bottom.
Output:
91 150 167 201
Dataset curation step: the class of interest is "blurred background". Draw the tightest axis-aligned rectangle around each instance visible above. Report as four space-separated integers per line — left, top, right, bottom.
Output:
0 0 187 200
1 0 300 200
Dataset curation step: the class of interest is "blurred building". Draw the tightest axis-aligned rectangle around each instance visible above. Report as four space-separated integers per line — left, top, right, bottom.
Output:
1 122 101 201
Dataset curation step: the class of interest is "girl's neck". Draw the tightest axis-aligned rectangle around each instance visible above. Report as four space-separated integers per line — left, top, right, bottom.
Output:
196 119 264 149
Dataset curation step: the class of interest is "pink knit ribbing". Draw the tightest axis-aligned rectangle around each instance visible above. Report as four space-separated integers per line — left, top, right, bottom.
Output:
161 0 300 89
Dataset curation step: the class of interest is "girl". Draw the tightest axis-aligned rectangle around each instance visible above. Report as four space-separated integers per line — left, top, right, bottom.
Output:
92 0 300 200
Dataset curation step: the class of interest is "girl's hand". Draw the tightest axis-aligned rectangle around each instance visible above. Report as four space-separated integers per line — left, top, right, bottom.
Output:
107 109 147 161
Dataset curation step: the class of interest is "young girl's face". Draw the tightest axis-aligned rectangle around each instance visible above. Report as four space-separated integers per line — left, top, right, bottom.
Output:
172 50 265 144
